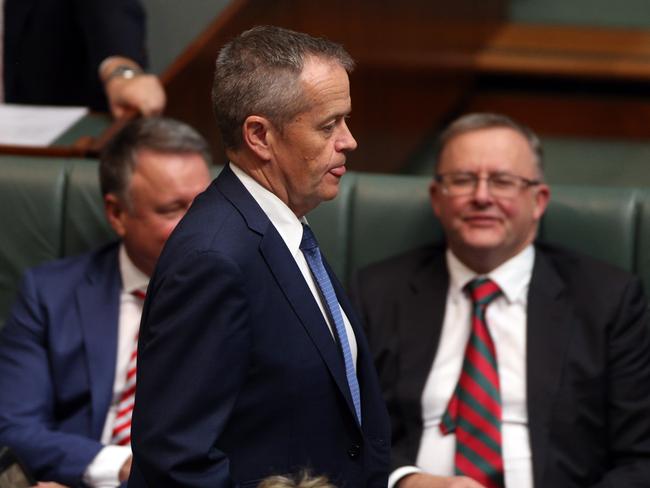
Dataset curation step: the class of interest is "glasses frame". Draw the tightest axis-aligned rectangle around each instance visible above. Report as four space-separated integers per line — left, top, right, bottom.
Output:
434 171 542 198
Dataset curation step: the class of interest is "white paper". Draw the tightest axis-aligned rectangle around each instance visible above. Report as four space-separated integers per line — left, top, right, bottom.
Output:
0 103 89 146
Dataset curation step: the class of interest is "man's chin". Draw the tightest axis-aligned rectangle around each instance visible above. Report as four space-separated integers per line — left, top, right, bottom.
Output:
319 183 340 202
458 230 505 251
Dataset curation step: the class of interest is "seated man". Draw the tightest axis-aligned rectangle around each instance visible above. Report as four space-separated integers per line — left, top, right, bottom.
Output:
0 117 212 487
351 113 650 488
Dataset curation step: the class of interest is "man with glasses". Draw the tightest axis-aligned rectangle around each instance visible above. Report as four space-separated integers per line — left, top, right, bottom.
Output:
351 113 650 488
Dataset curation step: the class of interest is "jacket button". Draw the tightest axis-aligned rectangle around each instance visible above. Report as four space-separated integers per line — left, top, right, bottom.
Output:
348 444 361 459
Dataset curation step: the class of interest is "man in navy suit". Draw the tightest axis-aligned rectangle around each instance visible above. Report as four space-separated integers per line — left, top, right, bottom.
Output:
128 26 391 487
351 113 650 488
0 117 211 487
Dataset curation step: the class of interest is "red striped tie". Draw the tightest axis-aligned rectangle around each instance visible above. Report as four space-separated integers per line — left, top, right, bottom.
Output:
111 289 145 446
440 278 504 488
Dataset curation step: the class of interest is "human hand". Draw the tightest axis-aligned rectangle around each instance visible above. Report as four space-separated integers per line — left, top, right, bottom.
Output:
100 56 166 119
36 482 69 487
105 74 166 119
398 473 488 488
118 455 132 482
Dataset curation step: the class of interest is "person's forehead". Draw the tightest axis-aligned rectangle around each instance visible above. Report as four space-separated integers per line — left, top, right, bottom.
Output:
439 127 536 169
130 150 208 192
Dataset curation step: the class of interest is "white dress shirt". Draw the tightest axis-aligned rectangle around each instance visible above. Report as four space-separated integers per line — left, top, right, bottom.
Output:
390 246 535 488
230 163 358 367
83 244 148 487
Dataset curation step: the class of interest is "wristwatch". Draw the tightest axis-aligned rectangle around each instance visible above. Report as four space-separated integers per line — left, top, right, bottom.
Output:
105 65 143 82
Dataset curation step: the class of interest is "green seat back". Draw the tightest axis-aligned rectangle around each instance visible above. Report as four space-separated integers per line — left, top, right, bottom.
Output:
64 160 116 256
0 156 67 324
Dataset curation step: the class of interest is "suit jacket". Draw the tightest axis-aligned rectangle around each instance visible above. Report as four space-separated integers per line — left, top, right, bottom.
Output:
351 243 650 488
0 242 122 486
4 0 147 110
128 165 390 488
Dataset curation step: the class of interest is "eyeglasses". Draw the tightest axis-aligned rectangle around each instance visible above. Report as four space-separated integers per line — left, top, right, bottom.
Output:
434 171 541 198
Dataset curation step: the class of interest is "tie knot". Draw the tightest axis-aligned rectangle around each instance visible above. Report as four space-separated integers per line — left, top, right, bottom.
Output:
465 277 501 306
300 224 319 251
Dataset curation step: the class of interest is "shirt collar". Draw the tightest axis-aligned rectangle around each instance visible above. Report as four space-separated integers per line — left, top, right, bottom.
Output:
446 244 535 304
119 244 149 294
230 162 306 257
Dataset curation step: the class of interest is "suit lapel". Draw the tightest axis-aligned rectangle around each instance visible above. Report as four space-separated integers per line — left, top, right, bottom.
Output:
399 250 448 401
217 166 358 423
526 248 571 487
77 245 121 439
260 233 357 417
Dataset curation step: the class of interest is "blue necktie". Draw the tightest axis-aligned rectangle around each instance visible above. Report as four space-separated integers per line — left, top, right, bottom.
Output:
300 224 362 425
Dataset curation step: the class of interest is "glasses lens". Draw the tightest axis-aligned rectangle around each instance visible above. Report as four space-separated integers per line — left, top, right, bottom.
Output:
444 173 476 196
488 174 519 197
438 172 532 197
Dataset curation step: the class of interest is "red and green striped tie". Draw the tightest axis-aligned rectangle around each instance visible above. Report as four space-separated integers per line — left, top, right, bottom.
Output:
440 277 505 488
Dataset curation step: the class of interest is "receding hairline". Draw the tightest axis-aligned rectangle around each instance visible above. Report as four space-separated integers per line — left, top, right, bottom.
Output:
436 113 544 177
211 25 355 150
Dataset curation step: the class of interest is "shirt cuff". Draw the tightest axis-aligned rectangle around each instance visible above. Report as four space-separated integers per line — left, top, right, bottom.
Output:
82 445 131 487
388 466 423 488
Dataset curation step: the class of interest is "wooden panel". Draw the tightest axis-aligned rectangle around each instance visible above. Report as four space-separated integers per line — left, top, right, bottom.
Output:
466 90 650 140
160 0 650 173
161 0 507 171
475 24 650 80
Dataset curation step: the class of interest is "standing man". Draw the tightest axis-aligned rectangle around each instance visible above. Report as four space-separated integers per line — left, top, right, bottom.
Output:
128 26 390 487
352 113 650 488
0 117 212 487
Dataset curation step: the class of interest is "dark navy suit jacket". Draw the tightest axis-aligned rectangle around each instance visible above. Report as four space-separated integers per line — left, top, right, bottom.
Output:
4 0 147 110
128 165 390 487
0 242 122 486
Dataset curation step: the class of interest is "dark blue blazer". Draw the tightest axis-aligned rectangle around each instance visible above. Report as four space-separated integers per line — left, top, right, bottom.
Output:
0 243 122 486
128 165 390 487
4 0 147 110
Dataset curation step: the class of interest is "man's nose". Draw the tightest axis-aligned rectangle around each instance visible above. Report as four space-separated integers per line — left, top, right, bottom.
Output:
472 177 493 202
336 119 357 152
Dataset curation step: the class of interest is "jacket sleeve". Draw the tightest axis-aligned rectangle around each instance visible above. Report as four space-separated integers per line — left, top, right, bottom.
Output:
130 249 251 487
74 0 148 70
590 276 650 487
0 270 103 486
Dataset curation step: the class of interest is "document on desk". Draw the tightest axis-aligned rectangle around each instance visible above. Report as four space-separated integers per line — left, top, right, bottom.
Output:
0 104 89 146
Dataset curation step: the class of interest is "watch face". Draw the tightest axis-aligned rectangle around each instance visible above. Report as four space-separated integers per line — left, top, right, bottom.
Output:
120 68 138 79
109 65 142 81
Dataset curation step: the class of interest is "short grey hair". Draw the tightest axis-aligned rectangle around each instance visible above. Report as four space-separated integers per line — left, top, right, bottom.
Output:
99 117 211 205
437 112 544 175
257 472 336 488
212 25 355 150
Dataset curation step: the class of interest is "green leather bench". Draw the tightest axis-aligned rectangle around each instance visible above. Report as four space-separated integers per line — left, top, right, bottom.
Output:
1 156 650 326
309 173 649 286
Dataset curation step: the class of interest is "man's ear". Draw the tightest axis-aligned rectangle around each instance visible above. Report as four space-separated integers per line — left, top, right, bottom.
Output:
104 193 127 237
429 179 442 218
533 183 551 221
242 115 274 160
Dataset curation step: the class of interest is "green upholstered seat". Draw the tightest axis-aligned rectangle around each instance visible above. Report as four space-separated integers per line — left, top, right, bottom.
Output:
1 159 650 326
0 156 67 324
64 160 116 257
540 186 638 272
